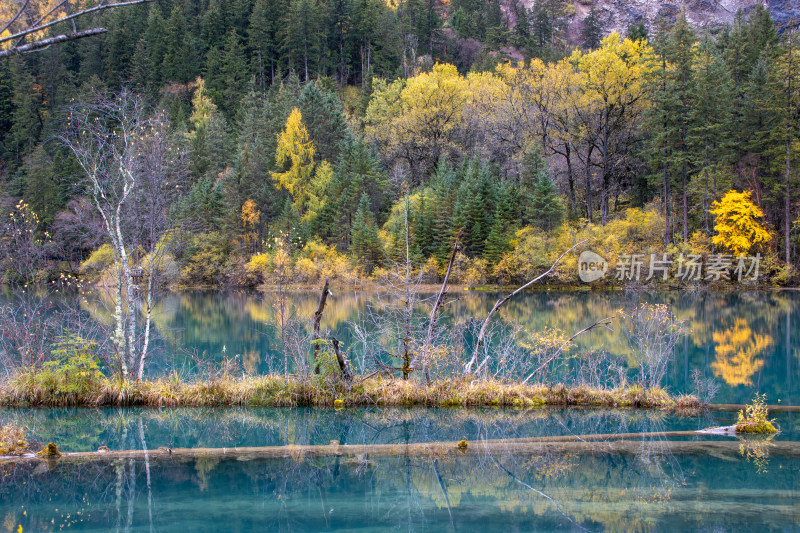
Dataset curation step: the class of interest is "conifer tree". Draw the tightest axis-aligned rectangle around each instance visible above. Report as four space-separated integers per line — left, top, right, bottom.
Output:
527 157 564 232
9 57 41 159
582 7 603 50
163 5 193 83
351 193 383 271
298 83 349 163
272 108 317 213
484 216 510 264
412 190 435 260
454 159 493 256
689 38 734 234
769 28 800 264
430 159 458 261
220 30 249 116
249 0 283 87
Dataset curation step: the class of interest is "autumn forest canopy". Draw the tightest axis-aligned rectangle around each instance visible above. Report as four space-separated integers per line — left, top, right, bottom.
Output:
1 0 799 287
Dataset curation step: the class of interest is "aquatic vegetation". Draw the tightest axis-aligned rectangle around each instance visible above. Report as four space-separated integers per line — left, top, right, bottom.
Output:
738 434 776 474
736 394 778 434
9 335 104 407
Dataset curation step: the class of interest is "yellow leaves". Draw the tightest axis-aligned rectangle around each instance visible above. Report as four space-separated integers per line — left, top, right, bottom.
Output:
240 199 260 251
241 199 260 229
302 160 333 225
365 64 470 168
398 63 469 140
1 0 66 50
272 108 316 211
710 190 772 256
569 32 655 112
711 318 771 386
188 78 218 134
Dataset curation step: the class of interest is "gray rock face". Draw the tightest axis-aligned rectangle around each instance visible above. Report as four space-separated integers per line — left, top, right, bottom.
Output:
768 0 800 30
518 0 796 42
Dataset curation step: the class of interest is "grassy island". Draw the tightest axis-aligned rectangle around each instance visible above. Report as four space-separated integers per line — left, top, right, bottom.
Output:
0 373 699 410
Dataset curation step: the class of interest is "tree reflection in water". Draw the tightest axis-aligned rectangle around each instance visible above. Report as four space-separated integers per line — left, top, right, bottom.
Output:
2 409 798 532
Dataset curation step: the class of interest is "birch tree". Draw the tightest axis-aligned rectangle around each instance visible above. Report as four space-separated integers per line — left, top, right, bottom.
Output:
62 89 182 379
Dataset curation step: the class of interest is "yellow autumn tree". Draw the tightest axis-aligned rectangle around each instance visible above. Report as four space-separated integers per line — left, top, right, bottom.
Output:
365 63 469 176
711 318 771 386
568 33 655 222
302 160 333 225
188 78 217 133
241 199 260 252
272 108 316 212
710 190 772 256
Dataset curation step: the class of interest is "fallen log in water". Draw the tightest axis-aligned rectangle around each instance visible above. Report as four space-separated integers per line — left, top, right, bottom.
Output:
2 427 796 464
706 404 800 413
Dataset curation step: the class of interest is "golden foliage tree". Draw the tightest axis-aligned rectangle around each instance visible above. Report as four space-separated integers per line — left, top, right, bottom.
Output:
709 190 772 256
272 108 316 212
365 63 469 180
711 318 771 386
241 199 260 252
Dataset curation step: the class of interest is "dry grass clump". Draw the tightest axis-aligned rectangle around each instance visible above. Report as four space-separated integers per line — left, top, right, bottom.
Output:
0 373 698 411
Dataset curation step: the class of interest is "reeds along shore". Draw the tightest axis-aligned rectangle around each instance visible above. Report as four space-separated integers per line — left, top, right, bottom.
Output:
0 374 701 410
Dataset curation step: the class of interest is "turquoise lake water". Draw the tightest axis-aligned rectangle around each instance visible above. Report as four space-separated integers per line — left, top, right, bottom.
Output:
2 289 799 404
1 408 798 532
2 290 799 531
75 289 800 405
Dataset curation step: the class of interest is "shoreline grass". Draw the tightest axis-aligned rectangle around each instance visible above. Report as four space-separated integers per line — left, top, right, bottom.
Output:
0 374 700 411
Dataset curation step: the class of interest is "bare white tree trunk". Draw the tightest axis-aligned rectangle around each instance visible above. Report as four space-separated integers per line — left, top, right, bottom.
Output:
138 268 155 381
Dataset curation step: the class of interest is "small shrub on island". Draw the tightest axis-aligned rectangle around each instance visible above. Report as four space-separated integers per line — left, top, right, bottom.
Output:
736 394 778 434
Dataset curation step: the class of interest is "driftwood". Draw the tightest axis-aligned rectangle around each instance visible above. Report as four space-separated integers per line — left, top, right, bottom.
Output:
5 427 796 465
312 279 331 374
465 239 590 375
330 337 352 382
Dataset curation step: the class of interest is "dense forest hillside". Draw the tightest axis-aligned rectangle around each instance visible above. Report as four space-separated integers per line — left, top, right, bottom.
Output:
0 0 799 288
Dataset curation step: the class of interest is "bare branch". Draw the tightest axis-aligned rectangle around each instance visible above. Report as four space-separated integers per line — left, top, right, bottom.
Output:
464 238 590 375
312 279 331 374
0 28 106 58
418 229 461 382
1 0 155 44
0 0 31 36
521 316 616 384
330 337 352 382
0 0 155 57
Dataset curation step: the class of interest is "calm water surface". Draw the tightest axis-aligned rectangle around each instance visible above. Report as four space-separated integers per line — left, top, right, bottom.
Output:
1 408 798 532
4 290 800 531
73 289 800 405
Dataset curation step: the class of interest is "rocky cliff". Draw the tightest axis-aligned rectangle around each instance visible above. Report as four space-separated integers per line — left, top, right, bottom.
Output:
518 0 797 43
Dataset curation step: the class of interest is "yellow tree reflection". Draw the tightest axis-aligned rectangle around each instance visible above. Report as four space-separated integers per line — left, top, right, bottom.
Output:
711 318 771 386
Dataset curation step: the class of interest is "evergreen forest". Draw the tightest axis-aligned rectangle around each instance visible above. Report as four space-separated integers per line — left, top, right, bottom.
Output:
1 0 799 288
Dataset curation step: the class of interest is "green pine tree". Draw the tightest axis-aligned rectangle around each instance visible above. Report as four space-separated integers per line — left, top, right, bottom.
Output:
351 193 383 271
522 147 564 231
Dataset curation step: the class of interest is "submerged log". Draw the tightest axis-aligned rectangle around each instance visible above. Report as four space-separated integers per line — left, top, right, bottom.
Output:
2 428 798 465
